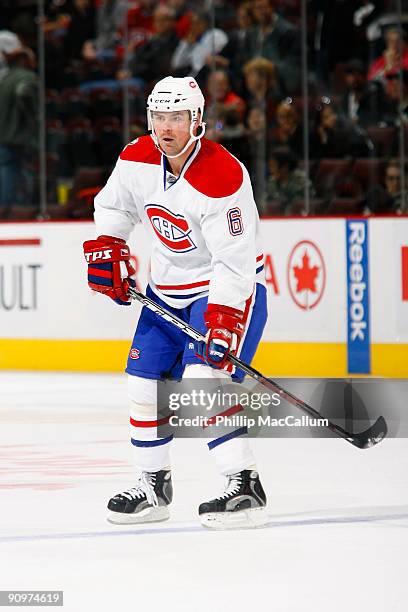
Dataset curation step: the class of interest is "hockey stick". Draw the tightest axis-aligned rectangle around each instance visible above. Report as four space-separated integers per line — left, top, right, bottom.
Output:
128 287 387 450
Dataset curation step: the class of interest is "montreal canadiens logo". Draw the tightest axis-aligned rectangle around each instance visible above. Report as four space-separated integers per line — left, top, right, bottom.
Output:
130 348 140 360
145 204 196 253
287 240 326 310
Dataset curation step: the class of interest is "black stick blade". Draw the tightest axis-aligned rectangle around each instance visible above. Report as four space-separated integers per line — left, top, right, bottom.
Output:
350 416 388 449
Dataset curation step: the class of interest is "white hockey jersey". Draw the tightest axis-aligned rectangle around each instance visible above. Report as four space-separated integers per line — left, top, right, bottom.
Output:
94 136 265 311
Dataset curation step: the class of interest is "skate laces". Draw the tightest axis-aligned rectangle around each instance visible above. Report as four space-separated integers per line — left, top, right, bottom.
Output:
121 472 159 507
217 473 242 500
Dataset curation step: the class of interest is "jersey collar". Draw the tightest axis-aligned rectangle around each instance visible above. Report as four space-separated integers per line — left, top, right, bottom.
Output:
162 140 201 191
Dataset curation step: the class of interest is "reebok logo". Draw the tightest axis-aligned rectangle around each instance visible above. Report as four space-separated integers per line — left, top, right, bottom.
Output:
348 223 367 341
346 219 370 374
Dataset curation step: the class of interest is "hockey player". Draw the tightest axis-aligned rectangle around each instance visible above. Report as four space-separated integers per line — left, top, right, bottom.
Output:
83 76 268 529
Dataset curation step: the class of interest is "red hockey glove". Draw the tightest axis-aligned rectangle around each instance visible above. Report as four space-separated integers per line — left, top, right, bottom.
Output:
195 304 245 369
83 235 136 305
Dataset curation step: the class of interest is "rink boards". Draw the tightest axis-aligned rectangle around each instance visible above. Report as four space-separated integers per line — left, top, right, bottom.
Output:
0 217 406 376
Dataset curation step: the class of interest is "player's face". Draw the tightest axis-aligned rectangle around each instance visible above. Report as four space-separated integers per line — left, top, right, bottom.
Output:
151 110 193 155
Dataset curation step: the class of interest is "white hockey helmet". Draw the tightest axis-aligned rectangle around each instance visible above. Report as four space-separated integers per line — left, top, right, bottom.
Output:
147 76 206 158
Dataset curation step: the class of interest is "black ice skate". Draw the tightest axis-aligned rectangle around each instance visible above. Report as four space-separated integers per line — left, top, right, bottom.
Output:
199 470 268 529
107 470 172 525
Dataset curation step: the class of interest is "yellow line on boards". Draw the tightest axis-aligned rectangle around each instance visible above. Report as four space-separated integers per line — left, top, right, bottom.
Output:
371 344 408 378
0 339 129 372
0 339 406 377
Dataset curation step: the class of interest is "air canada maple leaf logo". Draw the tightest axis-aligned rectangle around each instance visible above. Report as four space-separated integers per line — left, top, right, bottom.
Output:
287 240 326 310
293 252 319 293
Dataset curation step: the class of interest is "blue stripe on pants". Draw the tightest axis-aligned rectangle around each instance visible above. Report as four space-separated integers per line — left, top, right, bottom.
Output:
207 427 248 450
131 435 173 448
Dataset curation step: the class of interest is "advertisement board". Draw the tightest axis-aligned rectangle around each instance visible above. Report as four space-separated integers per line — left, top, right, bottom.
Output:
0 218 406 376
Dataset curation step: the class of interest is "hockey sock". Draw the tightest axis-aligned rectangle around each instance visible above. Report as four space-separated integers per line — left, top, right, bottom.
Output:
128 375 173 472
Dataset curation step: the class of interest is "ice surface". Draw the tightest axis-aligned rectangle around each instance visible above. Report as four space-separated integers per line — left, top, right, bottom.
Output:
0 372 407 612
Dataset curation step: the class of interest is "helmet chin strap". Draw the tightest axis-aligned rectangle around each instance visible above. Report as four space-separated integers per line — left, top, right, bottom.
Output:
151 121 206 159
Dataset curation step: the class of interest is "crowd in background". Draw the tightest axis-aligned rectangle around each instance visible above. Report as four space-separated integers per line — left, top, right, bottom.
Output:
0 0 408 219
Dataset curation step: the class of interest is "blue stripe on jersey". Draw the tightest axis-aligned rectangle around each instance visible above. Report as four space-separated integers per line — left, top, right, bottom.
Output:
131 435 173 448
163 290 209 299
207 426 248 450
88 275 111 286
256 264 264 274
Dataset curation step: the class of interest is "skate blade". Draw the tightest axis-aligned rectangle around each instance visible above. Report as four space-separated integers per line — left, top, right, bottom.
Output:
200 507 270 530
107 505 170 525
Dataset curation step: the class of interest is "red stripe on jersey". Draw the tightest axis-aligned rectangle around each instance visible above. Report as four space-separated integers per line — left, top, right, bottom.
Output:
156 280 210 291
256 254 263 262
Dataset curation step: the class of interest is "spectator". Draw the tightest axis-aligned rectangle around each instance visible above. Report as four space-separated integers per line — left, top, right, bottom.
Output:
43 0 72 39
312 0 382 86
128 5 179 83
205 70 247 163
236 2 255 32
384 69 408 124
310 98 371 159
82 0 127 61
126 0 155 47
352 3 387 71
167 0 193 40
63 0 96 63
214 1 254 85
171 9 228 79
242 56 282 122
384 160 406 212
206 68 246 122
215 2 254 71
0 47 38 214
212 0 237 31
341 58 389 128
364 160 407 214
242 0 300 93
242 106 268 211
266 147 315 215
269 98 303 158
0 30 20 82
368 27 408 83
38 3 70 89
